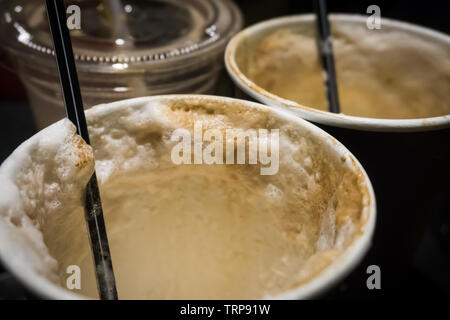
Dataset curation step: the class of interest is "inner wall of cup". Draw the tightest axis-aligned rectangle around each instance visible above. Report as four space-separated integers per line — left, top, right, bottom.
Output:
1 97 371 299
234 15 450 120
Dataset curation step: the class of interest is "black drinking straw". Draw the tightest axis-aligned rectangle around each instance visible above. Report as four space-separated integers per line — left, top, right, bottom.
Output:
313 0 341 114
45 0 118 300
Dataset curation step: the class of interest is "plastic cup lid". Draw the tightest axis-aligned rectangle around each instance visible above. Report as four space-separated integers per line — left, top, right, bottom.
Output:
0 0 242 73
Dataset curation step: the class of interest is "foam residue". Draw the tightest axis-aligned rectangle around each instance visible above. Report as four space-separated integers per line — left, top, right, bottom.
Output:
244 22 450 119
0 119 94 285
0 97 369 299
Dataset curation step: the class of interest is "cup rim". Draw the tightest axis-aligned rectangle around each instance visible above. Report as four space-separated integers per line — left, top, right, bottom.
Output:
225 14 450 132
0 94 376 299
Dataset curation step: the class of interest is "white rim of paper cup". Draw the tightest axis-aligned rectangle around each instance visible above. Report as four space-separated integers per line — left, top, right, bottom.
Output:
0 95 376 299
225 14 450 133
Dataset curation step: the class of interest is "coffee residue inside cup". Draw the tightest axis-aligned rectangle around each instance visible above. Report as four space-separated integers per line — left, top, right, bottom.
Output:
0 97 370 299
242 23 450 119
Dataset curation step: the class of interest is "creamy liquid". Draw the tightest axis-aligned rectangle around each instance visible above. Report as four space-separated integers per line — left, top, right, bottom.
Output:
245 23 450 119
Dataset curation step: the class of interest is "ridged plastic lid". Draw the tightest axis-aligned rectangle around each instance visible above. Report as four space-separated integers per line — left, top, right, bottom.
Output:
0 0 242 72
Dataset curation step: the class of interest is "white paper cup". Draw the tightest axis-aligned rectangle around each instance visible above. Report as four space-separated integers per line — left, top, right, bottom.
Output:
225 14 450 132
225 14 450 282
0 95 375 299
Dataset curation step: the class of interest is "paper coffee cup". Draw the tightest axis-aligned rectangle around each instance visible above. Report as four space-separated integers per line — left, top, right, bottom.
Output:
225 14 450 285
0 95 376 299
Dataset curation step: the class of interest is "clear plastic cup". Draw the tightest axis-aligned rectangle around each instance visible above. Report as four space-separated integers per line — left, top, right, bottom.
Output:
0 0 243 129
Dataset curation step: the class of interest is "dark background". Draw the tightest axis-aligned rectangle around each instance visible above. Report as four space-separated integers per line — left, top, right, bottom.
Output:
0 0 449 300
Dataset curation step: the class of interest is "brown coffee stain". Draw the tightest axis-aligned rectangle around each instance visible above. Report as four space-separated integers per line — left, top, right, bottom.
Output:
71 135 93 170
